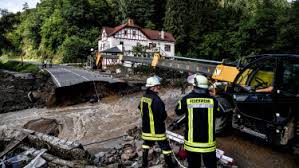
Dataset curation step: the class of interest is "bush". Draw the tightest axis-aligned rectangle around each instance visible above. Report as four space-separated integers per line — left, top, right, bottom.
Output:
0 61 40 73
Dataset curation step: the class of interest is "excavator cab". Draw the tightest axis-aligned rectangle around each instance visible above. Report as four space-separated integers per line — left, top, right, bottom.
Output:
231 55 299 148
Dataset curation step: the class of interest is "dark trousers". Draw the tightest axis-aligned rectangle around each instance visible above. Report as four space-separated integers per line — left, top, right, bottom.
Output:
187 151 216 168
142 140 175 167
143 140 172 153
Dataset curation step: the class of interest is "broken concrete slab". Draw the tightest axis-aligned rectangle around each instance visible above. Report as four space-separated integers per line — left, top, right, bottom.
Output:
23 118 60 136
0 128 91 161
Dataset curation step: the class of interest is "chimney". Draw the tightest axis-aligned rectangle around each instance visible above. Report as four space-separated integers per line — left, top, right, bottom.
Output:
160 30 165 39
128 18 134 26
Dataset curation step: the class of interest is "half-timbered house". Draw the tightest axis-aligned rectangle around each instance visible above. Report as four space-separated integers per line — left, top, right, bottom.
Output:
98 19 175 56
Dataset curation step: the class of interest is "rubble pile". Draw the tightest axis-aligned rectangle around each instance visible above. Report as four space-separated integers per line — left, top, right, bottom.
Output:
0 127 94 168
93 127 170 168
92 127 237 168
0 124 237 167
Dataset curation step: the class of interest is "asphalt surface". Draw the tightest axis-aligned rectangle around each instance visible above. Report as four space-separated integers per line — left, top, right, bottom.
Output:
46 65 124 87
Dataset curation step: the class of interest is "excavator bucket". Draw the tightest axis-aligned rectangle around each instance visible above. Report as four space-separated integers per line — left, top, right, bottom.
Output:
96 52 102 69
212 64 239 82
151 53 161 67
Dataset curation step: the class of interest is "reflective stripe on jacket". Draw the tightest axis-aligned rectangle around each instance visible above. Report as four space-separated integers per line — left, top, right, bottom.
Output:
175 88 219 153
139 89 167 141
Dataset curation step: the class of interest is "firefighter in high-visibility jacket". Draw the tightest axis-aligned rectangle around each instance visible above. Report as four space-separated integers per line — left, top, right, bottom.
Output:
139 76 176 168
175 74 220 168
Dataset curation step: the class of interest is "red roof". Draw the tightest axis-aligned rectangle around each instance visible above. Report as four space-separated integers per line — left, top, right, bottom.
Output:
102 26 114 35
100 19 175 42
141 28 175 42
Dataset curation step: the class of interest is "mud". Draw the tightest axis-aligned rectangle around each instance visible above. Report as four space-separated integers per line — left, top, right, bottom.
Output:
217 132 299 168
0 88 180 145
0 71 54 113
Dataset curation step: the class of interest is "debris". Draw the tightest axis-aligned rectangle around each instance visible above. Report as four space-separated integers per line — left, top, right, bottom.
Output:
0 128 91 160
121 144 137 161
0 128 95 168
23 148 47 168
25 130 91 160
0 134 28 158
20 146 96 168
1 149 31 167
166 130 235 167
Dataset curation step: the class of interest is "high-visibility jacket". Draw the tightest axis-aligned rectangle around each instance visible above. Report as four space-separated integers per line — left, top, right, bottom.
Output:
175 88 220 153
139 89 167 141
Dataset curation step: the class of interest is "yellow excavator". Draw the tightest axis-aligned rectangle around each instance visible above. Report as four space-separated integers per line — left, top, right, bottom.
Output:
171 54 299 154
199 55 299 153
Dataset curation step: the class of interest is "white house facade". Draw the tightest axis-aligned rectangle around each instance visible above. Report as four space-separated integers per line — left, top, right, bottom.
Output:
98 19 175 56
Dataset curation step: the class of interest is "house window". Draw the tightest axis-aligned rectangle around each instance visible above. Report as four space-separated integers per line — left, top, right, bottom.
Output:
120 41 124 45
165 44 171 52
149 43 157 49
133 31 136 36
124 30 127 36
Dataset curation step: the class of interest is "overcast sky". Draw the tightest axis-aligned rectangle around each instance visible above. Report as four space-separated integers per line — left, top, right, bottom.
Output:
0 0 40 13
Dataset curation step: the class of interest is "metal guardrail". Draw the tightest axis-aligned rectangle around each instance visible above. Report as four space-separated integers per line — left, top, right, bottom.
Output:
102 54 218 76
165 55 222 64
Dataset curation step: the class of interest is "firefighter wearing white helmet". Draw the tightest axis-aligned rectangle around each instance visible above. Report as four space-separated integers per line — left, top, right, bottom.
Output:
145 76 161 87
175 73 220 168
139 76 176 167
188 74 209 88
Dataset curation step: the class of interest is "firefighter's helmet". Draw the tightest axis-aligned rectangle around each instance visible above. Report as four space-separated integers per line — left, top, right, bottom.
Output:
146 76 161 87
191 74 209 88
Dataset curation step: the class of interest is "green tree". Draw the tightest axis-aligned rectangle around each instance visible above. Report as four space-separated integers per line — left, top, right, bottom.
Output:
235 1 281 56
0 11 21 55
22 2 29 11
111 0 158 28
0 8 9 16
88 0 112 27
40 9 66 55
59 36 91 63
186 0 219 57
274 0 299 53
164 0 189 54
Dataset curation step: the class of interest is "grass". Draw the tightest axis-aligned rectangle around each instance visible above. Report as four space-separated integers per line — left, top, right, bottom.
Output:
0 61 40 74
8 56 42 63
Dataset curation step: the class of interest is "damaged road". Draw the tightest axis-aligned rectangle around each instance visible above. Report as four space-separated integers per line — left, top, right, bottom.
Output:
45 65 124 87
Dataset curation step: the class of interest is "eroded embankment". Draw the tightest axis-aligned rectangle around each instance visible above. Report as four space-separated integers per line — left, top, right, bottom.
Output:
47 81 143 107
0 71 54 113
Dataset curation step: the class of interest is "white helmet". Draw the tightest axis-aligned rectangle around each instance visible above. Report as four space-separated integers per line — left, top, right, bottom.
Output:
187 74 196 85
146 76 161 87
191 74 209 88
